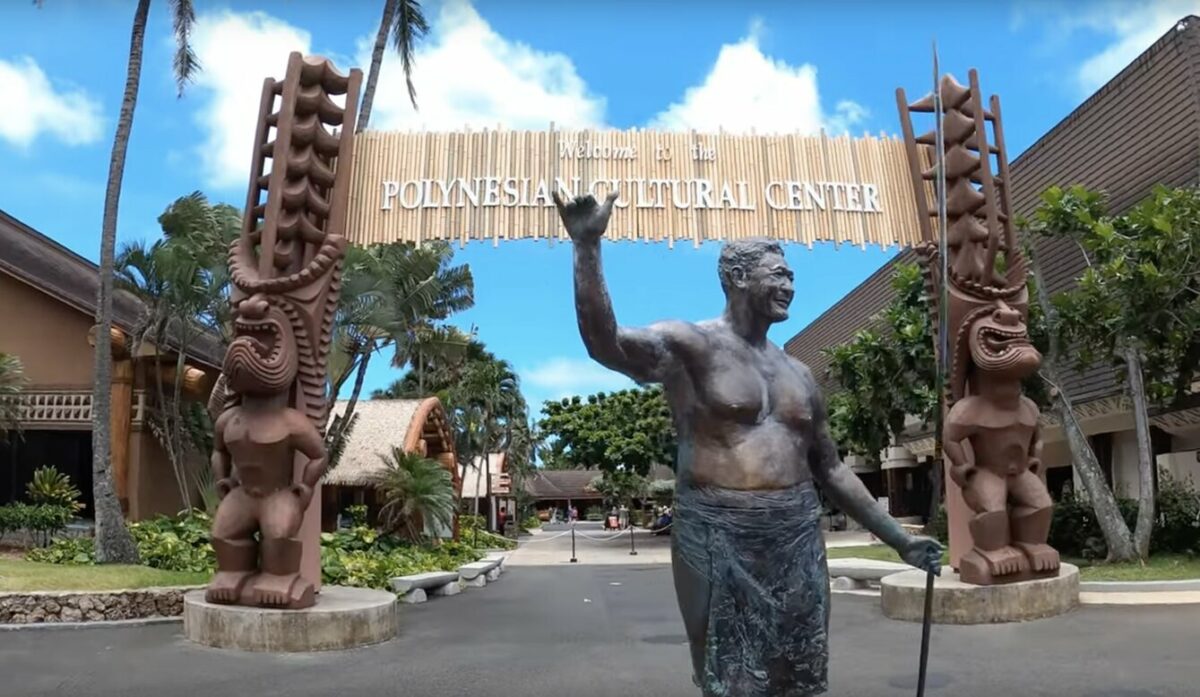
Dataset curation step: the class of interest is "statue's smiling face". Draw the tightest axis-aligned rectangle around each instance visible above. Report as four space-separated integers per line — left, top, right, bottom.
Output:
748 252 795 322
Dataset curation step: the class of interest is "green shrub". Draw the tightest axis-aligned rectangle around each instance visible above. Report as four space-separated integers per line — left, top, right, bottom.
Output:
26 466 83 513
457 514 516 550
0 503 73 546
128 510 215 573
523 515 541 530
584 506 604 521
924 505 948 545
26 536 94 565
320 522 484 590
1050 476 1200 559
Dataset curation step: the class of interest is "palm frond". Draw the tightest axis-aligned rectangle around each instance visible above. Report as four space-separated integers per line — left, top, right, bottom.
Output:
169 0 200 95
391 0 429 110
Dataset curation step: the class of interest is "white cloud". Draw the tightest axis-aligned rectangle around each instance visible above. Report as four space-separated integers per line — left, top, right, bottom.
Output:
359 0 604 131
522 357 635 402
0 56 103 148
647 23 866 135
190 10 312 189
1062 1 1199 94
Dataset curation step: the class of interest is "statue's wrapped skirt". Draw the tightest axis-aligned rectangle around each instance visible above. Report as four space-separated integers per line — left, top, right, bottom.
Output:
674 482 829 697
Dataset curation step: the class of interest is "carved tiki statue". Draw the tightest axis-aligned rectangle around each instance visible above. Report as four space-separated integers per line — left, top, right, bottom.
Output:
205 53 362 609
898 71 1061 585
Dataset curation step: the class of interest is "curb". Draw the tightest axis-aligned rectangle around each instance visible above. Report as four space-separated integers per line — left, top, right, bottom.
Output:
0 615 181 631
1079 578 1200 593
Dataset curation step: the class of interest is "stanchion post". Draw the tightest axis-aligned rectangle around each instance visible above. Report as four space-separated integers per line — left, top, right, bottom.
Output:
570 526 577 563
629 525 637 556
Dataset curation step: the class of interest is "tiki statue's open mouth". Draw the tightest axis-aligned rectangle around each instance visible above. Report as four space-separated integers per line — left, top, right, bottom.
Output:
224 295 297 395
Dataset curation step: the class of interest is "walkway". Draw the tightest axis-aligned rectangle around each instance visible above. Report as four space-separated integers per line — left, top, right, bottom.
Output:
2 562 1198 695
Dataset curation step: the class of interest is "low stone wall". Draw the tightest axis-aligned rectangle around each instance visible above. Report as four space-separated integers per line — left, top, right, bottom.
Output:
0 586 200 625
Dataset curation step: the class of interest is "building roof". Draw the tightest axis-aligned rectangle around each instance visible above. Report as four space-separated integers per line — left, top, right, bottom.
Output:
323 397 457 487
0 208 224 368
461 453 507 498
524 470 603 500
786 16 1200 405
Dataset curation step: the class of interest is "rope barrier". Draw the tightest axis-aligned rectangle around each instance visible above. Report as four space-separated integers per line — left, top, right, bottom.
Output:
515 530 574 544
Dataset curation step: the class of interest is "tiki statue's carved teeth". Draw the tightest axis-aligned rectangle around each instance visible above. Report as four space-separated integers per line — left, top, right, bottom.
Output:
224 308 297 396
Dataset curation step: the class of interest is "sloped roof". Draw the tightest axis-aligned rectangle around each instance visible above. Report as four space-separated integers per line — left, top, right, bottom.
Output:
0 208 224 368
461 453 507 498
785 16 1200 405
323 397 457 487
524 470 603 500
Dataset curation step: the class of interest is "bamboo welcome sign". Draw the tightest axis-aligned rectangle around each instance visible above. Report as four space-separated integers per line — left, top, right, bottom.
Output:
345 128 928 248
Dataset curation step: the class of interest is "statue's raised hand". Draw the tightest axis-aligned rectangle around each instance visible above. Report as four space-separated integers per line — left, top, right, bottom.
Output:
553 191 618 244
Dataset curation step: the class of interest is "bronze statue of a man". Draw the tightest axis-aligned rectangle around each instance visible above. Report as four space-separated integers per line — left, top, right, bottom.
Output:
555 191 942 697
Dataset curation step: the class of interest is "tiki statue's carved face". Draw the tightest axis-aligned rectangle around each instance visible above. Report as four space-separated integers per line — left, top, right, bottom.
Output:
967 300 1040 378
224 293 298 396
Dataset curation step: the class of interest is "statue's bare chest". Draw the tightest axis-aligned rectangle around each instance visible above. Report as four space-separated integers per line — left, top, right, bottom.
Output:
695 348 812 429
223 410 292 455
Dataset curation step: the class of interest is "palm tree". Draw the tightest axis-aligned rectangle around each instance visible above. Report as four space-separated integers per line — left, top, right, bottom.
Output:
114 194 236 512
0 353 27 441
81 0 199 564
326 242 474 460
358 0 429 130
375 448 455 539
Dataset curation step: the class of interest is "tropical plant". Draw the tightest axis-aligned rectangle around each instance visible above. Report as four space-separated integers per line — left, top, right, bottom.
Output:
26 466 83 513
0 353 27 440
61 0 200 565
359 0 429 128
375 448 456 539
1029 184 1200 559
325 242 474 466
539 387 675 476
116 193 238 513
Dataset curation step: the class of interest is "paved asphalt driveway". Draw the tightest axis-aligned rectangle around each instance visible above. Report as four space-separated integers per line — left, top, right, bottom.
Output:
1 541 1197 696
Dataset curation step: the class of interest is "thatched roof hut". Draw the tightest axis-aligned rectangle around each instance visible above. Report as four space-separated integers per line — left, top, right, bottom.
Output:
323 397 458 488
320 397 459 535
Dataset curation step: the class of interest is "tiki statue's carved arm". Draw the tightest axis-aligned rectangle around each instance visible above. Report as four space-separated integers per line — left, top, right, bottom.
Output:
555 191 676 384
290 411 327 509
802 365 941 573
211 409 237 500
1028 413 1044 473
943 413 978 489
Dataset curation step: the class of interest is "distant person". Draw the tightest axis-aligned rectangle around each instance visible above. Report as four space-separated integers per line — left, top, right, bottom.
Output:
497 508 507 533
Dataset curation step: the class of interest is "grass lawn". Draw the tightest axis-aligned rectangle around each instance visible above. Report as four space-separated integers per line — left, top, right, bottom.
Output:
827 545 1200 582
0 559 209 592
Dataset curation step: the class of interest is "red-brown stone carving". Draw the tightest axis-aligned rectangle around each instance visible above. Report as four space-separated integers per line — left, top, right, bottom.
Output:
897 70 1060 585
206 53 362 609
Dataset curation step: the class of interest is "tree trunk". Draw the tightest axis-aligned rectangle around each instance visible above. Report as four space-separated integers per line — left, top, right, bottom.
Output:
1123 346 1156 560
357 0 398 132
91 0 150 565
1029 244 1136 561
327 349 372 458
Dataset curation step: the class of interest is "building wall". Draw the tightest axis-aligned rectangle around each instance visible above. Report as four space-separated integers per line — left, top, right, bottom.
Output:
126 429 190 520
0 274 95 387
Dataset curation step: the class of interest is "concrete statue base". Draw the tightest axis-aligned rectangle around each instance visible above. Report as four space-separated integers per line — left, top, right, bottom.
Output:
183 586 397 652
881 563 1079 624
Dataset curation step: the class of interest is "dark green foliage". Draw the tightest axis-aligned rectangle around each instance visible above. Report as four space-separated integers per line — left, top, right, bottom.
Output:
376 448 457 539
824 263 937 463
538 387 675 475
0 503 73 547
1029 185 1200 406
924 505 949 545
1050 476 1200 559
458 514 517 550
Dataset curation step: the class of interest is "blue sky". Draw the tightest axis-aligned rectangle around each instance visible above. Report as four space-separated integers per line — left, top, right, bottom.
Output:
0 0 1193 413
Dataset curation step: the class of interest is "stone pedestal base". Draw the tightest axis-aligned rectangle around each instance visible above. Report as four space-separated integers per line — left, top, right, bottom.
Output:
183 586 396 652
881 564 1079 624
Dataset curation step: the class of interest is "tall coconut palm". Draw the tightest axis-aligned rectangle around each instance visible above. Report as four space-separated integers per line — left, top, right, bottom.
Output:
358 0 429 130
0 353 27 441
84 0 200 564
375 448 455 539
